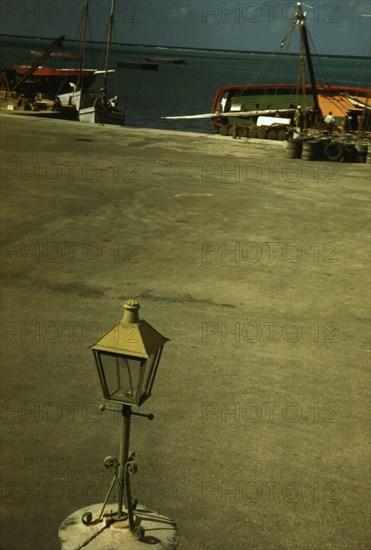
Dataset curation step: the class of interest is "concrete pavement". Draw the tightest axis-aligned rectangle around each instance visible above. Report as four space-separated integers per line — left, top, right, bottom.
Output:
0 113 370 549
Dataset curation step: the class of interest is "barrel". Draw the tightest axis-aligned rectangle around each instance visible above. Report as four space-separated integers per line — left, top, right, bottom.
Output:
286 139 303 159
301 139 320 161
324 141 344 162
257 128 267 139
277 128 287 141
267 128 277 140
355 141 368 164
317 137 331 160
319 138 330 160
342 141 356 163
219 125 229 136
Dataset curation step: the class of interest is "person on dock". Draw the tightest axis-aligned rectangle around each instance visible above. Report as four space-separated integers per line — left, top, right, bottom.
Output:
294 106 304 131
94 88 108 108
342 112 353 134
324 111 335 133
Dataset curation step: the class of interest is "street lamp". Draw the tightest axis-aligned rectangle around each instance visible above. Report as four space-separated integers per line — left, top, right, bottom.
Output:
83 299 169 540
92 298 168 408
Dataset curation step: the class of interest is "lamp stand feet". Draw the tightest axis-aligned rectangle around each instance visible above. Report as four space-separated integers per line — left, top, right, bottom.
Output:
59 503 179 549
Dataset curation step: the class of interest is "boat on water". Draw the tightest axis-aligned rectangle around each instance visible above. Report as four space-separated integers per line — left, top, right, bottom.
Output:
211 2 370 137
8 65 97 95
30 50 80 61
162 2 370 138
145 57 186 65
117 60 158 71
211 83 370 138
0 34 92 117
58 0 125 126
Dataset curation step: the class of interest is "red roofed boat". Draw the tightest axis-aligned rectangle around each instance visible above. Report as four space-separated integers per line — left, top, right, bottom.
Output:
162 2 370 137
8 65 97 95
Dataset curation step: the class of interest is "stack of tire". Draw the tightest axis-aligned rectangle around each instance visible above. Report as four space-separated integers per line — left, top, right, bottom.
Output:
219 124 287 141
286 136 369 163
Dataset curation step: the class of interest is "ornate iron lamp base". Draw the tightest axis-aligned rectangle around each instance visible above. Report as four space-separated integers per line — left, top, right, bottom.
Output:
81 452 143 540
59 503 179 549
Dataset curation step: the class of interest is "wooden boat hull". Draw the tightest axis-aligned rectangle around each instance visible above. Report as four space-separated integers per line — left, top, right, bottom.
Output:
56 90 126 126
79 102 125 126
30 50 80 60
145 57 186 64
117 61 158 70
8 65 97 96
12 65 96 78
211 84 370 131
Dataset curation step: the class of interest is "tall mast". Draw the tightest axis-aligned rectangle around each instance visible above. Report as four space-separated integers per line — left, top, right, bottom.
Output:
77 0 89 91
296 2 321 114
103 0 115 94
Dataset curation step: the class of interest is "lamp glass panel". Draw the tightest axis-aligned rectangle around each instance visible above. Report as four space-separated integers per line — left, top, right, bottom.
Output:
99 352 144 404
140 350 159 398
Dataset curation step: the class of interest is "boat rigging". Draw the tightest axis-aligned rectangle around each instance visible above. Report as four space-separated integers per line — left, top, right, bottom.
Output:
56 0 126 125
161 1 370 138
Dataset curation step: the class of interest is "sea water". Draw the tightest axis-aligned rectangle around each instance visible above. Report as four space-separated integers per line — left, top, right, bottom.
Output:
0 35 369 133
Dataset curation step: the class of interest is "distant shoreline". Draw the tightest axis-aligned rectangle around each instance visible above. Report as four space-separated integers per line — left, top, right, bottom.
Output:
0 34 368 59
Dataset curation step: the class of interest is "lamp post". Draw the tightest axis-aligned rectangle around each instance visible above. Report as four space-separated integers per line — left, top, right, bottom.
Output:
85 299 168 539
59 299 178 549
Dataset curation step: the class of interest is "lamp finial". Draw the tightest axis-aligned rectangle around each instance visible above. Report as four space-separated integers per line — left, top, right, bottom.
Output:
122 299 141 323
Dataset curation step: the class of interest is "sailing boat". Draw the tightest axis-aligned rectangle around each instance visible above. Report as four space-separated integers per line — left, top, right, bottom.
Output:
78 0 125 125
1 35 96 103
208 2 369 137
162 2 370 137
56 0 125 125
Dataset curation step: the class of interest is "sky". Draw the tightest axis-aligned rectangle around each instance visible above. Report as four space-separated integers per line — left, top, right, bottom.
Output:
1 0 370 56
